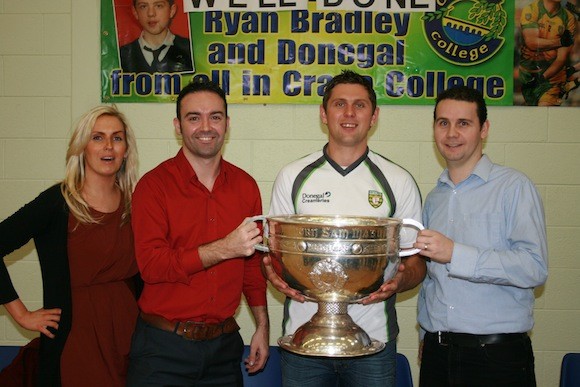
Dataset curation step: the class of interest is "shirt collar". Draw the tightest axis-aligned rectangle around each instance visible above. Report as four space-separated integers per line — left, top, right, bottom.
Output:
174 148 227 186
438 154 492 187
138 30 176 51
538 0 564 17
322 143 369 176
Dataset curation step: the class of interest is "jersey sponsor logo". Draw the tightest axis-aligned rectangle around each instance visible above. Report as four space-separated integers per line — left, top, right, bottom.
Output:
302 191 331 204
368 190 383 209
422 0 507 66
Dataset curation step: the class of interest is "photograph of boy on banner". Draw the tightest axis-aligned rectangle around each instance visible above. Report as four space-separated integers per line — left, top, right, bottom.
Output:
517 0 579 106
116 0 194 74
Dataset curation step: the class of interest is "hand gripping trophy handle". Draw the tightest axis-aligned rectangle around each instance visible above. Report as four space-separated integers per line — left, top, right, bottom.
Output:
247 215 269 253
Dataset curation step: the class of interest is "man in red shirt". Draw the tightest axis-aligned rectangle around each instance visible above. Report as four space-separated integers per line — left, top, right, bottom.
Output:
127 79 269 386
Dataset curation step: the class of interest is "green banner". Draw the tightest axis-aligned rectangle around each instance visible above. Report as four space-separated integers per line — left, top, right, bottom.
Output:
101 0 515 105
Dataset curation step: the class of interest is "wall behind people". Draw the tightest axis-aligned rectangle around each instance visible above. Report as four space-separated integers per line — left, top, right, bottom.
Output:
0 1 578 386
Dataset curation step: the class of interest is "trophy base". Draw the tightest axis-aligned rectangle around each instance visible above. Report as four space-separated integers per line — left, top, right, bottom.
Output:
278 335 385 357
277 311 386 357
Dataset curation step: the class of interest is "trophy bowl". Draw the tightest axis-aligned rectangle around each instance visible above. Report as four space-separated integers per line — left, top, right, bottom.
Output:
255 214 423 357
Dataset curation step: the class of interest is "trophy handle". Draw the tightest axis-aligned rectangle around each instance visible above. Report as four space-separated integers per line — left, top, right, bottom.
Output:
247 215 269 252
399 218 424 257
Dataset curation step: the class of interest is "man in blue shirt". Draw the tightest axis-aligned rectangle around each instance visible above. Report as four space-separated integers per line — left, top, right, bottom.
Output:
415 86 548 386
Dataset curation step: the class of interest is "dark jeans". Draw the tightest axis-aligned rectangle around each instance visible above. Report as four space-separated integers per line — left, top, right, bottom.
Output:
127 317 244 386
419 332 536 387
281 339 396 387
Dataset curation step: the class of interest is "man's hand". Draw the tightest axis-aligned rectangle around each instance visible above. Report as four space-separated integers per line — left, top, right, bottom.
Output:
561 30 574 47
360 251 426 305
414 229 454 264
261 255 305 302
222 219 263 258
245 307 269 374
199 218 263 268
360 263 404 305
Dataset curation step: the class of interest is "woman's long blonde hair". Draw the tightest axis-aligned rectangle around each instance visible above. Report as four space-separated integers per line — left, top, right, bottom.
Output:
61 105 138 224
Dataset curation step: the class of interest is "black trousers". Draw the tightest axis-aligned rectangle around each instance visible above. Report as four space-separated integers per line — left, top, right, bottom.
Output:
127 317 244 386
419 332 536 387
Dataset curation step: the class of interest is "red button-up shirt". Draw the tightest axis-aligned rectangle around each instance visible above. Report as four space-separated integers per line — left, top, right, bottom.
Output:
132 149 266 323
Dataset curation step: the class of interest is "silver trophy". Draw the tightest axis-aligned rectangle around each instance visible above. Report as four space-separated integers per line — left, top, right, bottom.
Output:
254 215 423 357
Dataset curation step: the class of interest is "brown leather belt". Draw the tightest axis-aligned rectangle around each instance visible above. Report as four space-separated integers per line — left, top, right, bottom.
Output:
140 312 239 341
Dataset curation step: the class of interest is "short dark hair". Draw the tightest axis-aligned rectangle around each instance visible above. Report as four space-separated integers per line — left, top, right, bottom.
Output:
176 79 228 119
434 86 487 125
322 70 377 112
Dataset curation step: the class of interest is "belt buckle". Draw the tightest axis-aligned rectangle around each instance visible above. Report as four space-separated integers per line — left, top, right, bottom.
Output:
437 331 448 346
182 321 206 341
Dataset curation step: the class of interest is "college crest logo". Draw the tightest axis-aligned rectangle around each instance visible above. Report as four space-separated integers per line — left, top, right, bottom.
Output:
422 0 507 66
368 190 383 209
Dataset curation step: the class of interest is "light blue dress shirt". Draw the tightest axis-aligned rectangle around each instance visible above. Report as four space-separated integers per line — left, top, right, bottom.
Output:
418 155 548 335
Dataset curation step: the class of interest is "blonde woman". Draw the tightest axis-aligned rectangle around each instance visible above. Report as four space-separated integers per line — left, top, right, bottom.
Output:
0 106 140 386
